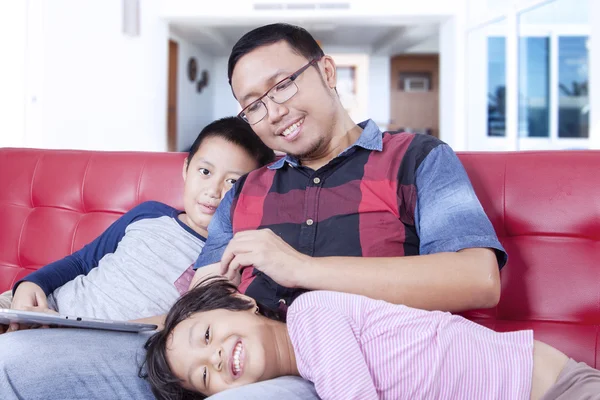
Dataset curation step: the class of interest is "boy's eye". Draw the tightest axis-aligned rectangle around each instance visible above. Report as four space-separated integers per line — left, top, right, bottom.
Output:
203 366 207 387
205 326 210 344
199 168 210 176
225 178 237 185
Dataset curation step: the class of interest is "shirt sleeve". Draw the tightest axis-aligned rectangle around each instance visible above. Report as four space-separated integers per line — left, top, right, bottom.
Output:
193 187 235 270
287 305 379 400
415 144 507 268
13 201 176 295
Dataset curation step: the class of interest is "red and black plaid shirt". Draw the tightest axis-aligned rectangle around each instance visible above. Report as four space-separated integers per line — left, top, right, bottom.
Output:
195 120 506 313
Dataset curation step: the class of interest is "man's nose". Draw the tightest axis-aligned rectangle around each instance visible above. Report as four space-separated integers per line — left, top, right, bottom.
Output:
265 97 288 124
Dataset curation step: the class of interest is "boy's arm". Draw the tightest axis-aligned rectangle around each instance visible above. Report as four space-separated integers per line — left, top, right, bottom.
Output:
130 314 166 331
13 201 175 296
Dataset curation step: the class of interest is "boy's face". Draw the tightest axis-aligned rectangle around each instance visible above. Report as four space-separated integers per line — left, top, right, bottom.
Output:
230 41 339 160
182 136 258 237
165 305 279 396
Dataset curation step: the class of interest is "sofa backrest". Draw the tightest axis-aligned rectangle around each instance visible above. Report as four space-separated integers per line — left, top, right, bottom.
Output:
0 148 186 292
459 150 600 366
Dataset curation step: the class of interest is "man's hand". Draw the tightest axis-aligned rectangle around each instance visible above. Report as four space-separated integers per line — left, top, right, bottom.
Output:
220 229 311 288
7 282 50 333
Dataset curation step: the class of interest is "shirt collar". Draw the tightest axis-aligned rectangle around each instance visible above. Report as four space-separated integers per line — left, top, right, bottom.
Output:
268 119 383 170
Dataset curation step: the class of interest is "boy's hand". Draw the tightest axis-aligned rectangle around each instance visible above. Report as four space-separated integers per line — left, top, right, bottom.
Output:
7 282 50 333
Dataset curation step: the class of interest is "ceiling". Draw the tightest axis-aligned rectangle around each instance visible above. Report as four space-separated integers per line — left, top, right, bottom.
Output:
169 21 440 56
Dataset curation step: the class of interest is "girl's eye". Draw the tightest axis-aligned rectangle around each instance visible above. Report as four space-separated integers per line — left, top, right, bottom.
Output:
203 366 207 387
205 326 210 344
199 168 210 176
225 178 238 185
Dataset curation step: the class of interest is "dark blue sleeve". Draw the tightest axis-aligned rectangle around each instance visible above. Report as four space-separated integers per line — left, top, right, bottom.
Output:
414 145 508 269
13 201 178 296
193 188 234 270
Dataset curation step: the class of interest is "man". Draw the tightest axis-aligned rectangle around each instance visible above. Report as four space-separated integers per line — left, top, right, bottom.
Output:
0 23 506 400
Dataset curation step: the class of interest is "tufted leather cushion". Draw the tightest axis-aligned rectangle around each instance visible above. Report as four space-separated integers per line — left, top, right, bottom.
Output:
0 148 186 293
1 148 599 367
459 151 600 367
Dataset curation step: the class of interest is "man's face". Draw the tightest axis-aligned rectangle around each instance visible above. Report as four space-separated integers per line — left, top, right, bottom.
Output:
231 41 338 160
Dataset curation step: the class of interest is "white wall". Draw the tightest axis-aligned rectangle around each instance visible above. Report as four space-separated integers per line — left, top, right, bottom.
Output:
367 56 391 130
169 33 216 151
212 56 240 119
590 0 600 149
8 0 170 151
0 0 27 147
439 2 468 150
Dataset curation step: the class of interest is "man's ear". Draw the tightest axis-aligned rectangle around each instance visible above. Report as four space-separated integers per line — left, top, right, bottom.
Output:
182 158 189 181
320 55 338 89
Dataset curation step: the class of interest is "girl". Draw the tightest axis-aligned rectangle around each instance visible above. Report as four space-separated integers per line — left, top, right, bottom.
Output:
142 277 600 400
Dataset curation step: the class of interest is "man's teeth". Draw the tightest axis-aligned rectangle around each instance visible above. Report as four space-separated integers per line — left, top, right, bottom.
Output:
282 120 303 137
233 342 242 374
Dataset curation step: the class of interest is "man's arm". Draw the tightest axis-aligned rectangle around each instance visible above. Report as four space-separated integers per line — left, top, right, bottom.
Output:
221 143 505 313
298 143 503 311
297 248 499 312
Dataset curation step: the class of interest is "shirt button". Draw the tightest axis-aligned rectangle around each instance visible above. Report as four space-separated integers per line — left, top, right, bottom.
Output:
313 177 321 184
306 219 314 226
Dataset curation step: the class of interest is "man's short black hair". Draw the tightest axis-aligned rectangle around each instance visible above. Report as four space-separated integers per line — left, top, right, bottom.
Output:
139 277 282 400
187 116 275 169
227 23 324 86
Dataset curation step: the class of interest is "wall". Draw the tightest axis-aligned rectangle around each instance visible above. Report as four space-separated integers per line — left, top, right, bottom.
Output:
439 2 468 150
0 1 27 147
169 33 215 151
588 0 599 149
212 56 240 119
368 56 391 130
4 0 170 151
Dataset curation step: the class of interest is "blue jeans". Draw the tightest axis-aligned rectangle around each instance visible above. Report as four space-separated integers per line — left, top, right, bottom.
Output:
0 329 318 400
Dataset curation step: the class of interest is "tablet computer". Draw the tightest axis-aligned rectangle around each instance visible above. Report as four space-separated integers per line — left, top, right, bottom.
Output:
0 309 158 333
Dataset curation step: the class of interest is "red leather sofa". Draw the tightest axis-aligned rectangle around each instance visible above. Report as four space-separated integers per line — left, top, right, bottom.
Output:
1 147 599 368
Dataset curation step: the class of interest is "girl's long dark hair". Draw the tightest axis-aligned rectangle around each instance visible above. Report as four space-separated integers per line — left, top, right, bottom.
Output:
139 276 281 400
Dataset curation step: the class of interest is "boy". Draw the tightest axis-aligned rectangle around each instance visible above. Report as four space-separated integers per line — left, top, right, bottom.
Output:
1 117 275 332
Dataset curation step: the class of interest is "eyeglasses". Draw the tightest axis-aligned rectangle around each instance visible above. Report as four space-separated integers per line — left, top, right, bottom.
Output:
238 58 320 125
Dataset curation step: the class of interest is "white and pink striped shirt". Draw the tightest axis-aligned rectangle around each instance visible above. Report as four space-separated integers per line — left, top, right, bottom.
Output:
287 291 533 400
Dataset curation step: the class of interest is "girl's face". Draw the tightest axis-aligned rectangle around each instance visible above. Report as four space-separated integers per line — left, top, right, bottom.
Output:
165 305 283 396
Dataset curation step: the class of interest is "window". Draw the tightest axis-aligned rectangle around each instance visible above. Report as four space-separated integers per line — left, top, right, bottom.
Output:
518 37 550 137
487 37 506 136
558 36 589 138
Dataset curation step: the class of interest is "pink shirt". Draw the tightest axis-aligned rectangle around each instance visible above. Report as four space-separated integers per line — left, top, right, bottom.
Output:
287 291 533 400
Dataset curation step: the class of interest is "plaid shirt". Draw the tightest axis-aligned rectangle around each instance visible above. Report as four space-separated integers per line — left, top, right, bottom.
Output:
195 120 506 313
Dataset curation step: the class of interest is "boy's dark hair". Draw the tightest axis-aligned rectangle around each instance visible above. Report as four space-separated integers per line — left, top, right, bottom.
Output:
227 23 324 86
187 117 275 169
139 276 282 400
